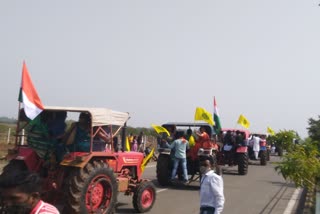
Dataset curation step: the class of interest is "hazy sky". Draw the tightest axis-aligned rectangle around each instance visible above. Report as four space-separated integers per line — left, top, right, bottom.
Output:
1 0 319 138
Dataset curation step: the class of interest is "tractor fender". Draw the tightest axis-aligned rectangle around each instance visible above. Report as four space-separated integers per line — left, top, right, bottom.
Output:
60 152 94 168
6 147 43 171
236 146 248 153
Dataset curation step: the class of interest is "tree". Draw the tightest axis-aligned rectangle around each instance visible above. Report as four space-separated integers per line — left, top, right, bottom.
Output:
274 117 320 191
267 129 298 153
275 142 320 190
307 116 320 145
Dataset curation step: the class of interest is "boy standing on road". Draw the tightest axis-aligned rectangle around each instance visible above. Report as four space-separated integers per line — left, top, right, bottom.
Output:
199 157 225 214
166 132 190 183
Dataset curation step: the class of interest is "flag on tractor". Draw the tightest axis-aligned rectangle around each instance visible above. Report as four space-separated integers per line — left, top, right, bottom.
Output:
151 124 170 136
18 62 44 120
125 136 131 151
267 126 275 135
194 107 214 125
141 147 155 172
237 114 250 129
213 96 222 133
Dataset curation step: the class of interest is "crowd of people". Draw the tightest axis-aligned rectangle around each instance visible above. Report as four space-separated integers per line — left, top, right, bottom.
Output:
26 111 113 163
127 131 144 152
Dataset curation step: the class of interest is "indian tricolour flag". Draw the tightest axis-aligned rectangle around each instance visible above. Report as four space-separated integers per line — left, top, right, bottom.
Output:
18 62 44 120
213 96 222 133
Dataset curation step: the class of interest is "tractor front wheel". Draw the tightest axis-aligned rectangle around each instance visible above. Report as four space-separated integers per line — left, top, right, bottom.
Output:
156 154 171 186
64 161 117 214
133 181 156 213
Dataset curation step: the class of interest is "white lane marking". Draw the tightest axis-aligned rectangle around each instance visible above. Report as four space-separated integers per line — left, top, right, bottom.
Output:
283 188 302 214
156 188 168 193
146 164 156 168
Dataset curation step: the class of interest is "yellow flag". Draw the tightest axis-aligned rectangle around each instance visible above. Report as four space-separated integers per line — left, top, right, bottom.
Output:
267 126 275 135
125 137 131 151
237 114 250 129
194 107 215 125
141 148 155 172
151 124 170 136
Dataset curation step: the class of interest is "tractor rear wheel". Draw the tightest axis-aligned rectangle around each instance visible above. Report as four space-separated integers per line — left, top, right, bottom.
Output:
260 150 267 166
266 149 270 161
64 161 117 214
237 153 248 175
156 154 171 186
132 181 156 213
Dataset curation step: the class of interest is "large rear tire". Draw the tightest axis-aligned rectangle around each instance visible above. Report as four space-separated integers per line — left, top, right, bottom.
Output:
260 150 267 166
266 149 270 161
132 181 156 213
156 154 171 186
237 153 248 175
64 161 117 214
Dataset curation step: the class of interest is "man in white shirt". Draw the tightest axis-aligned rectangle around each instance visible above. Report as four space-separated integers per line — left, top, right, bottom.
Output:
199 157 225 214
252 135 261 160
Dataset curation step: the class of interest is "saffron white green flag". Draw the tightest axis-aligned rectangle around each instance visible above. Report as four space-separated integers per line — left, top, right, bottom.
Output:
213 96 222 133
18 62 44 120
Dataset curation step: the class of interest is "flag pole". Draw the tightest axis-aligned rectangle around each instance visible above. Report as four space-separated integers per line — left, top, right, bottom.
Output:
15 102 22 145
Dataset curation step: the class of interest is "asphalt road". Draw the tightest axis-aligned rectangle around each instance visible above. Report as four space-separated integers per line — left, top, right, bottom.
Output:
115 155 300 214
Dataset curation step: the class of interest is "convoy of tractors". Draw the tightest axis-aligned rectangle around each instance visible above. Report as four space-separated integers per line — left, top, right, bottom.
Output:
0 106 273 213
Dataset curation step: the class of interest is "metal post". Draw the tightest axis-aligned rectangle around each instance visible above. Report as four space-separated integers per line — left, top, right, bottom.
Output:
316 190 320 214
7 128 11 144
21 129 25 145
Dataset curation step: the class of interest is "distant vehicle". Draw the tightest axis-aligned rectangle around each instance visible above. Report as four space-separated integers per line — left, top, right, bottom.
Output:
219 128 249 175
156 122 220 186
249 133 271 165
1 106 156 213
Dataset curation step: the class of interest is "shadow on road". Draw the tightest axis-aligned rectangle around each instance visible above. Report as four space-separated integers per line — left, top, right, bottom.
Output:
221 168 241 176
115 202 135 214
151 179 200 191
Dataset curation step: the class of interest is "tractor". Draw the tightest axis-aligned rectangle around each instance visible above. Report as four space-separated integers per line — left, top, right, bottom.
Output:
248 133 271 166
156 122 221 186
217 128 249 175
1 106 156 214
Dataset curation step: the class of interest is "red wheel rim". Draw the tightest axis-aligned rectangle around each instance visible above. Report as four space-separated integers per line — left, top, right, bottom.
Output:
141 187 154 208
86 175 112 212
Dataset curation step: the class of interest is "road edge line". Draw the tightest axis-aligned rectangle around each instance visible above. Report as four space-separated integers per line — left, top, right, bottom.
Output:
283 188 302 214
156 188 168 193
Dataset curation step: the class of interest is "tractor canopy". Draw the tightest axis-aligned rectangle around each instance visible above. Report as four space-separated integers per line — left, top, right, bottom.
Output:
221 128 250 139
162 122 216 138
43 106 130 127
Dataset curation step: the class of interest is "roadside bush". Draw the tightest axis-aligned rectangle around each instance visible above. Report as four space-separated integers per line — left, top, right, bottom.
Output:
275 141 320 190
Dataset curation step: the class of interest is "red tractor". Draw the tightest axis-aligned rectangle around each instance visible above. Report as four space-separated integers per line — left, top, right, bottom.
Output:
217 128 249 175
1 107 156 213
248 133 271 165
156 122 221 186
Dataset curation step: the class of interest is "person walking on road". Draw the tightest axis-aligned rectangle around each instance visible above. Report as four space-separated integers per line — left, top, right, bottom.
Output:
166 132 190 183
199 157 225 214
